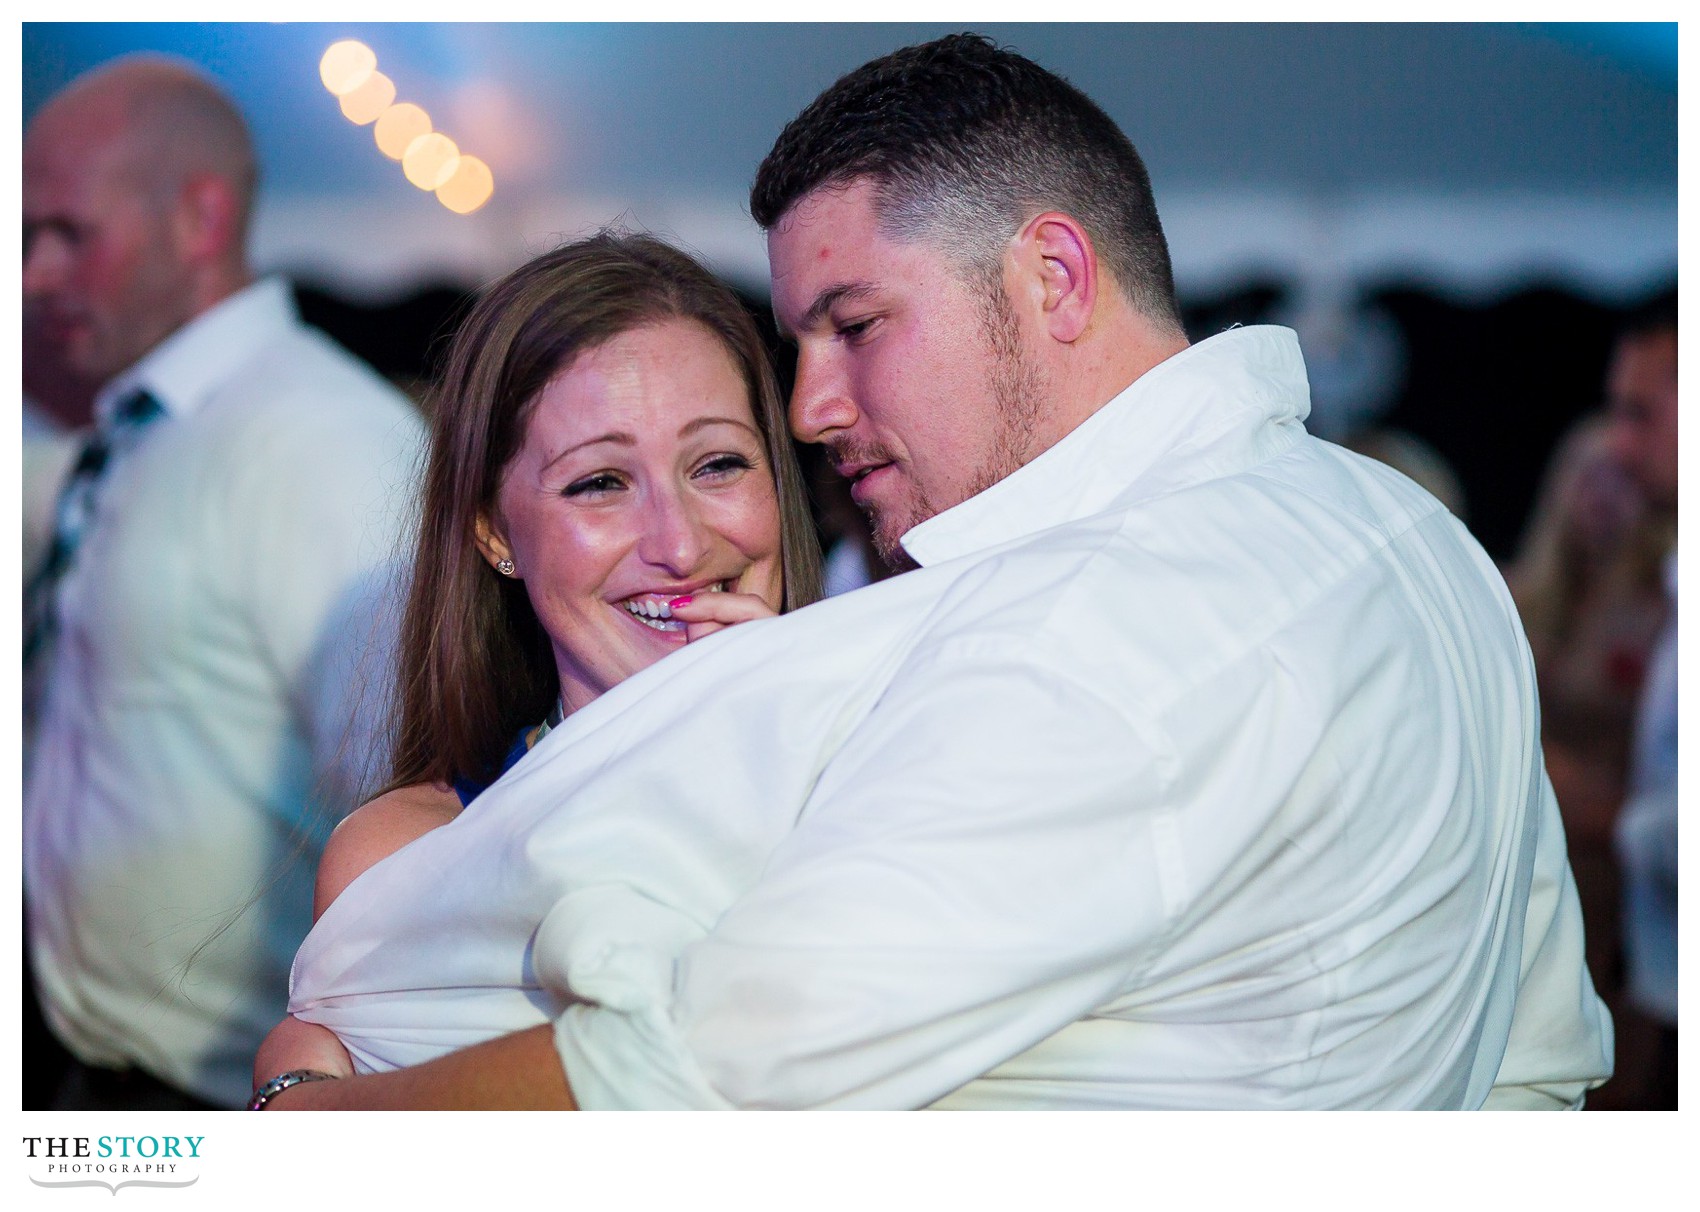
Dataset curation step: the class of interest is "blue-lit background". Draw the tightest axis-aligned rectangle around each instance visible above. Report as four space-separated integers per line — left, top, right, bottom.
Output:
23 23 1677 191
20 21 1679 558
21 23 1676 290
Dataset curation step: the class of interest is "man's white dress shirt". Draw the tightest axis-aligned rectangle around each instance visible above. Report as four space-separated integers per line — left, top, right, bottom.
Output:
291 325 1611 1109
25 278 424 1107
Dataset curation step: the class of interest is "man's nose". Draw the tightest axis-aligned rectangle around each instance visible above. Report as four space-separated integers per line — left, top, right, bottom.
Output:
638 486 714 578
22 230 65 301
789 345 859 445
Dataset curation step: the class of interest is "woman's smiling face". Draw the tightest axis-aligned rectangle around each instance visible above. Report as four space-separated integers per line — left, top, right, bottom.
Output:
478 317 784 713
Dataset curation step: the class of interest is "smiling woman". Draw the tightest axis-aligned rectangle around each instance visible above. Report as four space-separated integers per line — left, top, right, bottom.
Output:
304 232 822 921
473 318 786 716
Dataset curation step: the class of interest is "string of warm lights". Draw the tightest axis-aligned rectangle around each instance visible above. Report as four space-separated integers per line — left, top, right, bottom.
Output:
319 39 494 215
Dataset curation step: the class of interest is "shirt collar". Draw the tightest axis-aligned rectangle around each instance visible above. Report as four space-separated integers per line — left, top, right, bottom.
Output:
901 325 1312 567
94 277 298 425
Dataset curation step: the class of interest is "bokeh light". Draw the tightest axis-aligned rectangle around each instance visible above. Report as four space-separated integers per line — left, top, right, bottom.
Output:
436 155 494 214
319 46 495 218
374 103 432 160
403 133 461 191
338 71 396 125
319 41 377 96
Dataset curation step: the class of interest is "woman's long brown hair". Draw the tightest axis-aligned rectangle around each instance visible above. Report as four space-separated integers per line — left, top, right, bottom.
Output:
383 232 822 796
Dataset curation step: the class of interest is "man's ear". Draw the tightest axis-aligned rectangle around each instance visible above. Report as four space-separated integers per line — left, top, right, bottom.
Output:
1011 211 1097 344
473 511 514 572
173 173 242 264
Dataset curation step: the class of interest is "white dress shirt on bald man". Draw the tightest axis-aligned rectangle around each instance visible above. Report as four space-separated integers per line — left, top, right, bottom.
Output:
26 277 424 1107
291 324 1610 1109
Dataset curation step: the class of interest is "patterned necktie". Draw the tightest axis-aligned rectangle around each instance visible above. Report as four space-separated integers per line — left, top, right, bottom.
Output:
23 387 167 665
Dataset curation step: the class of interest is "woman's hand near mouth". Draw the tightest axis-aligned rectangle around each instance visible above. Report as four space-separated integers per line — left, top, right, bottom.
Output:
667 589 779 642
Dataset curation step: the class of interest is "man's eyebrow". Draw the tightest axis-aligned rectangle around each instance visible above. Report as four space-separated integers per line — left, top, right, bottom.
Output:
776 282 879 340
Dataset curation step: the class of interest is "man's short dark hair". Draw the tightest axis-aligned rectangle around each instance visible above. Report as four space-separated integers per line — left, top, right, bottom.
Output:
751 32 1182 333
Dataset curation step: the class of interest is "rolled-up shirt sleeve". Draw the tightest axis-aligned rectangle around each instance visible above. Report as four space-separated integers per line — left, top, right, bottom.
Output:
550 635 1172 1109
1481 771 1615 1108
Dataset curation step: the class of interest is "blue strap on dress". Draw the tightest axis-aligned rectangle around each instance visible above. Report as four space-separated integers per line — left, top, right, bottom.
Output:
451 729 533 808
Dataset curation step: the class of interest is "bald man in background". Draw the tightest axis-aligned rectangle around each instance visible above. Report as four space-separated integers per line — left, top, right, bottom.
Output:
22 55 424 1109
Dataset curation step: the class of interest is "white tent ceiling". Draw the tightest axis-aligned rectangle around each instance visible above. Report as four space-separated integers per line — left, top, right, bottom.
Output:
22 21 1678 300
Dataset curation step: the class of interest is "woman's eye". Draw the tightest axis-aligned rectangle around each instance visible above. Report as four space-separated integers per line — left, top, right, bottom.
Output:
563 472 625 497
694 453 754 480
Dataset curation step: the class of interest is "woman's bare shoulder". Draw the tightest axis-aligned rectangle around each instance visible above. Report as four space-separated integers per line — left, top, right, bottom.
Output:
313 782 462 921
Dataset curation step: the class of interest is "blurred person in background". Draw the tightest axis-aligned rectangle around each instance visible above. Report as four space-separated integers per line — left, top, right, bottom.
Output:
1343 426 1469 524
1602 290 1678 1108
21 54 425 1109
1504 411 1673 1108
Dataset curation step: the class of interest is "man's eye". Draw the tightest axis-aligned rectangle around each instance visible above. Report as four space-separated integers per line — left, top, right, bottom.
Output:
837 318 876 342
24 219 81 256
563 472 624 497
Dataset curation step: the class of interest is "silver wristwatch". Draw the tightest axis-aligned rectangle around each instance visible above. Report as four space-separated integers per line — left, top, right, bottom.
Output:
248 1068 339 1110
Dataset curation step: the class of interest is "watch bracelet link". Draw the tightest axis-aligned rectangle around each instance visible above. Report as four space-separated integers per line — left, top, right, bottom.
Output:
248 1068 339 1110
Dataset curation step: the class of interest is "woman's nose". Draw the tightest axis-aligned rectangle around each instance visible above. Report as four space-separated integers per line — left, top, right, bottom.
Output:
637 487 714 578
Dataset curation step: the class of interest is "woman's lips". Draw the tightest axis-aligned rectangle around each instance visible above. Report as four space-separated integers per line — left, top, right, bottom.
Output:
617 582 727 632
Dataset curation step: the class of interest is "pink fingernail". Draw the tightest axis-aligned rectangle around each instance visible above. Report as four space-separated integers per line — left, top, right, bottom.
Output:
669 595 694 609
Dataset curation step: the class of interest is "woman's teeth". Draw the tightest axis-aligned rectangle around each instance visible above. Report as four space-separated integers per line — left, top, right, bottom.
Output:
621 582 727 630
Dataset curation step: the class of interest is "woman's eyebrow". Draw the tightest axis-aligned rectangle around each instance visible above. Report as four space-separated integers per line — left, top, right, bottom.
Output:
679 415 761 439
539 431 636 473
